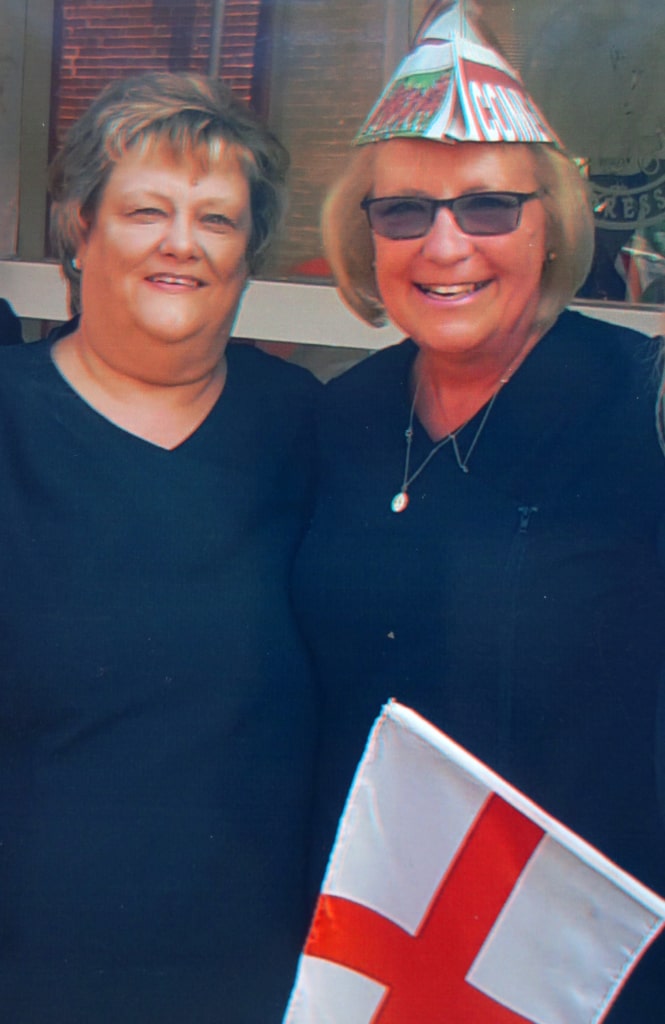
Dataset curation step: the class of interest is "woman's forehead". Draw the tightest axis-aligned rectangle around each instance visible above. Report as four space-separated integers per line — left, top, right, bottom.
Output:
114 133 253 180
371 138 538 190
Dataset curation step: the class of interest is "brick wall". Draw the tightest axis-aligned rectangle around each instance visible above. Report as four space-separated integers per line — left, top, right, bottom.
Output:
51 0 263 149
266 0 387 276
48 0 389 278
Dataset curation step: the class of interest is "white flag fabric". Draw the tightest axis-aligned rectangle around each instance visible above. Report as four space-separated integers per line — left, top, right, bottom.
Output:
285 701 665 1024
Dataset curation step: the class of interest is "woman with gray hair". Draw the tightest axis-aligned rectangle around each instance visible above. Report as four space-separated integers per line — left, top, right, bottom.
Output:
293 6 665 1019
0 72 318 1022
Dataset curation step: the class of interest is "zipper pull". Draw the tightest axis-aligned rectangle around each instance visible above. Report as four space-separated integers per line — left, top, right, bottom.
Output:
517 505 539 533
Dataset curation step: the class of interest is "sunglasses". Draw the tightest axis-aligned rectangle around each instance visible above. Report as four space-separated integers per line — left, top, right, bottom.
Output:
360 190 543 240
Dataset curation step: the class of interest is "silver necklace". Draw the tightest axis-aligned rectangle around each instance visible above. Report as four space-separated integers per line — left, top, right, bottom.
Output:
390 336 538 514
390 387 499 514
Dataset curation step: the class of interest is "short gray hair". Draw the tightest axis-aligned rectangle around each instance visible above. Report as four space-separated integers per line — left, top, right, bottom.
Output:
49 72 289 312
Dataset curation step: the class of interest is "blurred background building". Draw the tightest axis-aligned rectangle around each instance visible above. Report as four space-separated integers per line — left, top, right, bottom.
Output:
1 0 664 346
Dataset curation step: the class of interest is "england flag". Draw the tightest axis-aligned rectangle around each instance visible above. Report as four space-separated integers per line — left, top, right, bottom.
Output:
284 702 665 1024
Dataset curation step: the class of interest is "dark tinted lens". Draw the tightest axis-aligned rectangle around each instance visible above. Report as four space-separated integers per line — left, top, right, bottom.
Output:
455 193 522 235
369 198 433 239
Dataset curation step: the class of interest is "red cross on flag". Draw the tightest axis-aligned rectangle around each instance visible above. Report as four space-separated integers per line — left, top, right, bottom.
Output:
284 702 665 1024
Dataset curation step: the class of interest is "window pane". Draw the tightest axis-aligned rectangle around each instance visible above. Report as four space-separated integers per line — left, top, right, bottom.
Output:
6 0 665 311
268 0 665 305
515 0 665 305
0 3 26 256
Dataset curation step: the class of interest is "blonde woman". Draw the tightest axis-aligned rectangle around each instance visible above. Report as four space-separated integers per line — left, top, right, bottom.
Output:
294 9 665 1020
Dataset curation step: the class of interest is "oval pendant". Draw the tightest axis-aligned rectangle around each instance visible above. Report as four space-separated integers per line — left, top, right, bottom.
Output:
391 491 409 513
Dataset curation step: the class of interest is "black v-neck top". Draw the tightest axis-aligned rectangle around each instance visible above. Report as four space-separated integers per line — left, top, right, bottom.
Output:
0 337 319 1023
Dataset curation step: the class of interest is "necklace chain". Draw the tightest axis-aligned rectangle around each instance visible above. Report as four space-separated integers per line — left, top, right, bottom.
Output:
390 339 537 513
390 383 499 514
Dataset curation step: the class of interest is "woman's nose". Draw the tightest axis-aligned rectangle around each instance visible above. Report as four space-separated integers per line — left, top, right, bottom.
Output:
161 213 199 258
419 207 475 262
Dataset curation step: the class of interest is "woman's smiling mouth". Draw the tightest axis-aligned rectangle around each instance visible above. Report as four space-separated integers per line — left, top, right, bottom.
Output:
147 274 204 289
416 280 491 299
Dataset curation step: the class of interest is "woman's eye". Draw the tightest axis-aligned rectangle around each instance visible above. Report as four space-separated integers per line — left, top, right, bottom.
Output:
385 200 424 216
465 195 515 212
129 207 166 220
202 213 235 231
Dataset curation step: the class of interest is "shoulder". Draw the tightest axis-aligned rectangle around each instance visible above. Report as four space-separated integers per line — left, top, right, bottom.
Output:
228 341 319 391
0 341 61 444
322 338 415 416
225 342 321 427
326 338 414 393
548 311 664 476
533 310 662 430
551 309 661 386
0 299 23 346
0 338 54 388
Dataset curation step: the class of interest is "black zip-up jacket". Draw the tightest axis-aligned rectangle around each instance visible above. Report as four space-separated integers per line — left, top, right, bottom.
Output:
293 310 665 1021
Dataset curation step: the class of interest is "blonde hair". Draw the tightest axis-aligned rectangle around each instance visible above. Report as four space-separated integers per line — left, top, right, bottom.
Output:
322 141 595 336
49 72 289 312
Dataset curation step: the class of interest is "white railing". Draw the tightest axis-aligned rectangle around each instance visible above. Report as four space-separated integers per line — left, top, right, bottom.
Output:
0 259 662 348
